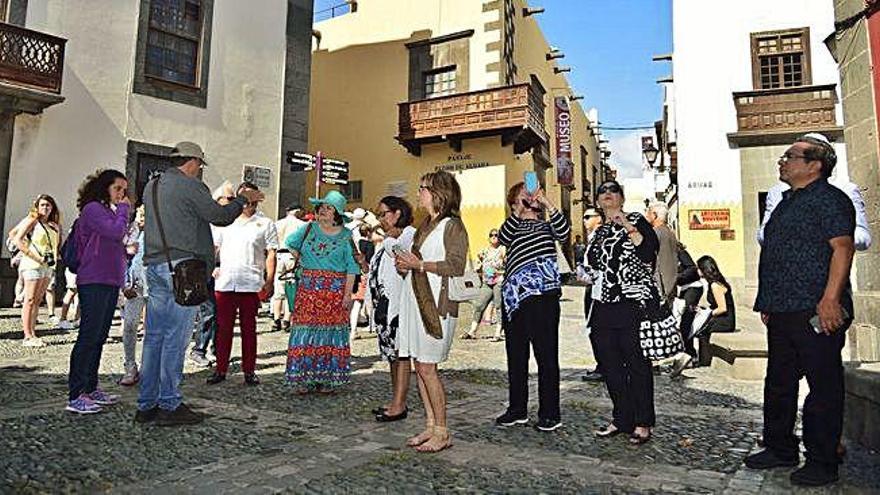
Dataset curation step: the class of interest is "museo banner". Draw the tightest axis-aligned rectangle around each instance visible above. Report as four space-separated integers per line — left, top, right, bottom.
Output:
554 97 574 186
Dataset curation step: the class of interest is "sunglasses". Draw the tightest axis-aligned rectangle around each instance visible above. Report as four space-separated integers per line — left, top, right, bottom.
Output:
489 233 499 238
597 184 622 194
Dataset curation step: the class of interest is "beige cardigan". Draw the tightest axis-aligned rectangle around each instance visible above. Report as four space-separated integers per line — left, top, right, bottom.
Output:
412 217 469 337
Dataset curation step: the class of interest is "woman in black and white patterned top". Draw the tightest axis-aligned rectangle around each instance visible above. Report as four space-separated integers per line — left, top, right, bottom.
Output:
585 180 659 445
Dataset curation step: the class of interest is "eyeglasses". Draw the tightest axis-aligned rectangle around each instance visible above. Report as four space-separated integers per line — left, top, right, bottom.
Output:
597 184 622 194
418 185 430 191
778 152 808 164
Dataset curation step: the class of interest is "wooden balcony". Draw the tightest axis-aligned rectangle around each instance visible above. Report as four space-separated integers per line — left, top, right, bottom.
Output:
728 84 842 146
397 82 548 156
0 22 66 114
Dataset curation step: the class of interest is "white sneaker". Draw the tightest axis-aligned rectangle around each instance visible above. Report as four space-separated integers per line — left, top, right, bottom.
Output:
22 337 45 348
58 320 75 331
50 316 61 326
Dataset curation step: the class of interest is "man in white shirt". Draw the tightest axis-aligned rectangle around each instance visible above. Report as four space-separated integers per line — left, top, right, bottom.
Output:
207 182 278 386
759 179 871 251
757 134 871 251
271 204 306 331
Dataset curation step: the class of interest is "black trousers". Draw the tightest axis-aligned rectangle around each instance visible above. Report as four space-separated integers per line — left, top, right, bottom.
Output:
678 287 703 357
584 289 603 375
763 311 848 467
505 292 561 421
590 301 655 432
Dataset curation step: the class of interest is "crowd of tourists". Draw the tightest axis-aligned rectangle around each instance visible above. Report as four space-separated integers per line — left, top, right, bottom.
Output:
6 131 867 486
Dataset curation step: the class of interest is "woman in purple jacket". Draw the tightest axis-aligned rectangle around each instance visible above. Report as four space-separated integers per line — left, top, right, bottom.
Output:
65 169 131 414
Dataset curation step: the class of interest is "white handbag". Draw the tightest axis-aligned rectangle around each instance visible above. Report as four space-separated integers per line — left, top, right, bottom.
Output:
555 242 572 275
448 256 483 302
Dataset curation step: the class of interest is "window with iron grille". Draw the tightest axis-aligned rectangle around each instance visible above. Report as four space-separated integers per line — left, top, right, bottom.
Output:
341 180 363 203
751 28 811 90
424 66 456 99
133 0 213 107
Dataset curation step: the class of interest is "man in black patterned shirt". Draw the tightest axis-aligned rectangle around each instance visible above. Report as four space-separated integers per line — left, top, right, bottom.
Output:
746 134 855 487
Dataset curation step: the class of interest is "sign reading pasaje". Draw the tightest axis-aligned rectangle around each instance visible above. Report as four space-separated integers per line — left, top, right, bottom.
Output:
688 209 731 230
554 97 574 186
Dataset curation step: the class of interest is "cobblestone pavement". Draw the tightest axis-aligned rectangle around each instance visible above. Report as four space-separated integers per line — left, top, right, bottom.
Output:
1 287 878 494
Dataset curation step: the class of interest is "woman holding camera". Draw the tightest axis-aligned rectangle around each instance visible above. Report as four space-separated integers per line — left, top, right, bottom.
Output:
65 169 131 414
586 180 659 445
495 183 570 432
13 194 61 347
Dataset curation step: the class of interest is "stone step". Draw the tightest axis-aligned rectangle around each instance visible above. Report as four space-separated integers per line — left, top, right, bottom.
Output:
844 362 880 451
707 307 768 381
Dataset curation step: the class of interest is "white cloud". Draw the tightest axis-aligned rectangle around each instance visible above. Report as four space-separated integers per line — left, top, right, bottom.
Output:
607 131 646 179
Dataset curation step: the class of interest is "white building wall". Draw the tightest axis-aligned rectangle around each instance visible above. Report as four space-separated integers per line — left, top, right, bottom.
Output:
5 0 288 232
674 0 843 205
672 0 844 279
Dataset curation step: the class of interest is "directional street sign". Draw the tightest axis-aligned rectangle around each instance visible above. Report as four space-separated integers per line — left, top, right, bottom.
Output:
322 157 348 167
319 156 349 185
322 177 349 185
320 170 349 180
287 150 350 185
287 151 316 171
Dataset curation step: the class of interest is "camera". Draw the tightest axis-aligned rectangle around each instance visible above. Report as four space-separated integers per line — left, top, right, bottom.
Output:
43 252 55 267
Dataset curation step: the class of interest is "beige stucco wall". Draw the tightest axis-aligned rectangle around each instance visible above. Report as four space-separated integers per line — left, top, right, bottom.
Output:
308 0 600 250
5 0 288 233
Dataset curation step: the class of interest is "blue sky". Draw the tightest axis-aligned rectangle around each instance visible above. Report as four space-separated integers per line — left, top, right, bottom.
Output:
313 0 673 177
532 0 673 177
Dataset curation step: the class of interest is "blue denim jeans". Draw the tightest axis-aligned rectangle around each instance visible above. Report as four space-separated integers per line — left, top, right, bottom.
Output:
68 284 118 401
137 263 199 412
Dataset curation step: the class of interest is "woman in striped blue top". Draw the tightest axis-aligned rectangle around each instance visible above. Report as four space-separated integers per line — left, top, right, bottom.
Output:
494 182 570 432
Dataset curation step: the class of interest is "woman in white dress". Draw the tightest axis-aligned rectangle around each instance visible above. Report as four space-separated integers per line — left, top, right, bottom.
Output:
395 171 468 453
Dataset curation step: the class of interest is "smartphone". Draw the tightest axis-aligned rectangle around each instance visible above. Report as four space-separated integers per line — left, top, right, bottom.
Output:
809 307 851 333
524 171 539 195
391 244 406 256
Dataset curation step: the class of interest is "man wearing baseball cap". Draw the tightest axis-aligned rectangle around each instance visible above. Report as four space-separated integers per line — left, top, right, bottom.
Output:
137 141 264 426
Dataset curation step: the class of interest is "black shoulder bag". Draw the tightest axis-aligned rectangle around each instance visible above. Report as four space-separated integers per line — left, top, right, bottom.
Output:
152 177 209 306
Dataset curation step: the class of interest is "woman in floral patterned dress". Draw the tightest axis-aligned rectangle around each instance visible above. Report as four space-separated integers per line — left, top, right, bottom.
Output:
285 190 360 393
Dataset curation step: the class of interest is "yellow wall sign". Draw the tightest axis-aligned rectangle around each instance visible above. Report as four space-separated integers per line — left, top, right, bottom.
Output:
688 209 731 230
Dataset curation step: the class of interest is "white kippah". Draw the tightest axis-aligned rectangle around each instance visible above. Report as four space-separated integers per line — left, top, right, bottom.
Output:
802 132 832 146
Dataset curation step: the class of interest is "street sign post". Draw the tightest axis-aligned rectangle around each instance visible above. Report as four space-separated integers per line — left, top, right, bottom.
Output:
286 150 349 196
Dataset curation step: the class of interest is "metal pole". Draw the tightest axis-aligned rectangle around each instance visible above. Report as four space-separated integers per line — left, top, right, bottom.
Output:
315 151 323 198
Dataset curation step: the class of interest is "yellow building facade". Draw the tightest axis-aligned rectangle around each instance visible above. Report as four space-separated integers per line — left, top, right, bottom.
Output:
307 0 603 253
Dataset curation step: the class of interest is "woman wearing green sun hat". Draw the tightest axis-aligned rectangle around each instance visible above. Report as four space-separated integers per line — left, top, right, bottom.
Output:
284 190 361 394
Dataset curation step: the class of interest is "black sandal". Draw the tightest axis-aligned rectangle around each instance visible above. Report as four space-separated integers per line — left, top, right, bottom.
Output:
376 407 408 423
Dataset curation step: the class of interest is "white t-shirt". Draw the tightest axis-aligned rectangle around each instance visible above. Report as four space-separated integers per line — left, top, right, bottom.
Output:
758 179 872 250
366 226 416 321
275 214 306 249
214 213 279 292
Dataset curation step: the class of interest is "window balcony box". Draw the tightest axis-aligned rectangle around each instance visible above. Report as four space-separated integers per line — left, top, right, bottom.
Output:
397 82 548 156
0 21 66 114
728 83 842 147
